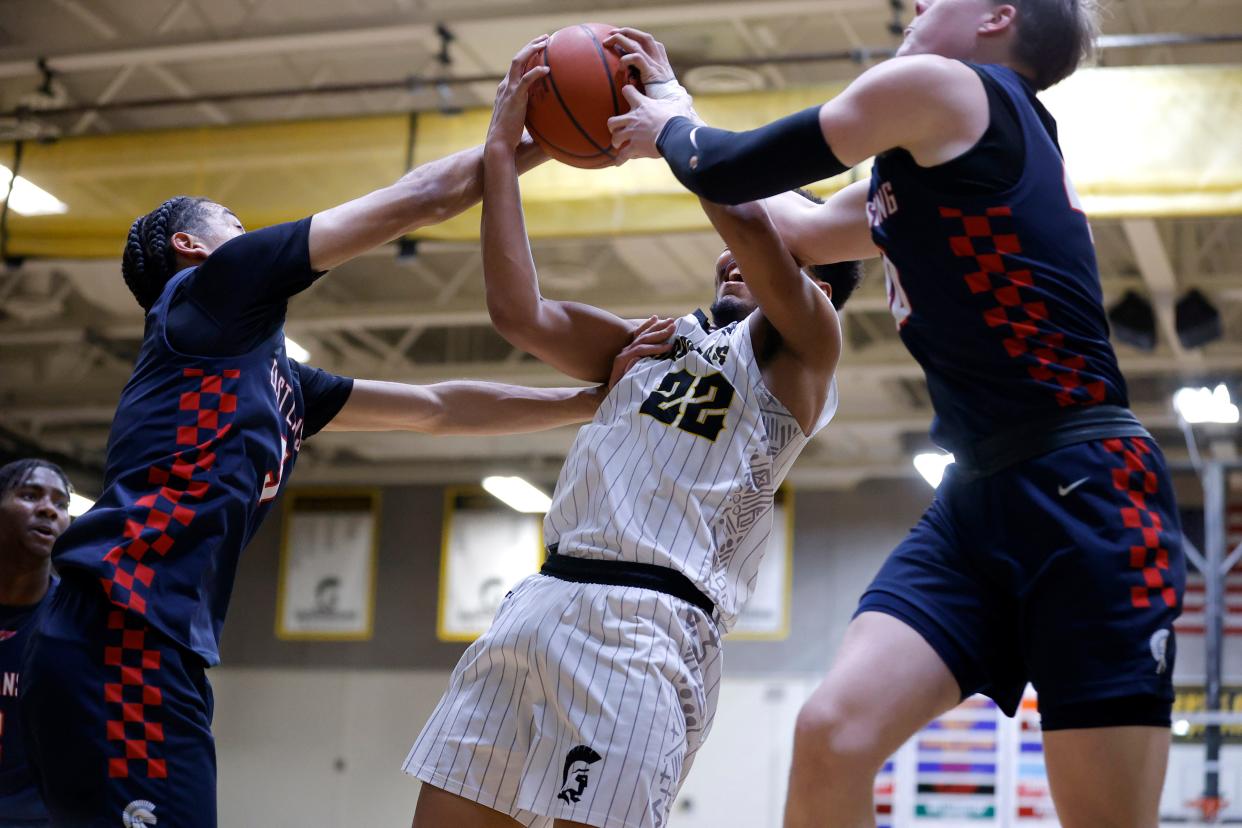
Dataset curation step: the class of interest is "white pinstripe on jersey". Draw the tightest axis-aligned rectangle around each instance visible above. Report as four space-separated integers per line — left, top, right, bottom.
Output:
545 311 837 631
404 575 721 828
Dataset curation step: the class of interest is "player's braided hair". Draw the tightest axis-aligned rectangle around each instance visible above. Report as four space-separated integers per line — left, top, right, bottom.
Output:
1002 0 1100 90
0 458 71 501
121 196 213 312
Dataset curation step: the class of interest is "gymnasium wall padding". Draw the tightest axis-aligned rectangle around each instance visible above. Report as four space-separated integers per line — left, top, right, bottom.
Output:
2 65 1240 258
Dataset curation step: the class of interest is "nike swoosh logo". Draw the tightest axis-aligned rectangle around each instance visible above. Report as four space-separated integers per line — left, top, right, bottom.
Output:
1058 477 1089 497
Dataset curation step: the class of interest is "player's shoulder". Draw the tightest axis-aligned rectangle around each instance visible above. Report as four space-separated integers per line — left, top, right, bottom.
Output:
859 55 984 111
878 53 978 83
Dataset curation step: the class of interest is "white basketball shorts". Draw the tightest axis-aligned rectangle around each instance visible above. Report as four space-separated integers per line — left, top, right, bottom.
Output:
403 573 723 828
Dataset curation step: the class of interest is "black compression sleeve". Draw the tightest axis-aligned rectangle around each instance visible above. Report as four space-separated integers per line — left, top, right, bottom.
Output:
655 106 850 205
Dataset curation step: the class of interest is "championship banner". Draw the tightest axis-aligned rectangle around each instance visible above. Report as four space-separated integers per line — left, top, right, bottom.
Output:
275 490 379 641
437 488 543 642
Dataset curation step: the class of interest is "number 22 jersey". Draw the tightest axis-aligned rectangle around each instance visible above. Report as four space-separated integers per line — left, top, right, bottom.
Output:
544 311 837 631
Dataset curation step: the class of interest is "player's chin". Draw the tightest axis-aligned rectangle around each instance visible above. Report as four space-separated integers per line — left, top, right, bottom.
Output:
22 534 56 558
894 32 935 58
710 295 755 327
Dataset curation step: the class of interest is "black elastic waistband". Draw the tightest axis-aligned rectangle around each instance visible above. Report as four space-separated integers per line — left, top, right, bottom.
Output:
540 549 716 618
951 405 1151 479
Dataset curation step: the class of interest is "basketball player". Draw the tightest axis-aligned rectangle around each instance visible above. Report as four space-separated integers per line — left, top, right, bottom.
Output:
0 459 71 826
605 5 1183 826
15 34 678 828
402 45 861 828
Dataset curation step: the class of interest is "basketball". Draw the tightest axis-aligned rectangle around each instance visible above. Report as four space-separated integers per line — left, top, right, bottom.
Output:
523 23 643 169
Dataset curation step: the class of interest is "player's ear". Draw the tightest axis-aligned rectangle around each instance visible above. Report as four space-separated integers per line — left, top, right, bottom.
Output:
980 3 1017 36
170 230 212 263
814 281 833 303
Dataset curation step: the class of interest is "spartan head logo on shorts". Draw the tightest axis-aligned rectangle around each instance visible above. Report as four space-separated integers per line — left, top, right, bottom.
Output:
122 800 157 827
1150 628 1171 674
556 745 602 804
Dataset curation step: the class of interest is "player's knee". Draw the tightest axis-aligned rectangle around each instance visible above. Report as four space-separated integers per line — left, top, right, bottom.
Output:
793 696 887 774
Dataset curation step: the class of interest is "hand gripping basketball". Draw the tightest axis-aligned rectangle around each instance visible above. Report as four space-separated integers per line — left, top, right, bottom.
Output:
603 28 688 101
603 28 698 162
487 35 552 152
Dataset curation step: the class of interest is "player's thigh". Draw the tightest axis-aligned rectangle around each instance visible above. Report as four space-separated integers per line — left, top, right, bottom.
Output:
799 611 961 760
1043 726 1168 828
412 783 525 828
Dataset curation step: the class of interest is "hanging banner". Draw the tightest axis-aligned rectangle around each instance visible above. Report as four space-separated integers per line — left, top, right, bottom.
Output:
437 488 544 642
276 490 380 641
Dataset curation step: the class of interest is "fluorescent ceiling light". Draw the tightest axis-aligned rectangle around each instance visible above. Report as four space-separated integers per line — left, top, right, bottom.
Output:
0 165 68 216
913 452 955 488
483 476 552 514
1173 384 1239 425
285 337 310 362
68 493 95 517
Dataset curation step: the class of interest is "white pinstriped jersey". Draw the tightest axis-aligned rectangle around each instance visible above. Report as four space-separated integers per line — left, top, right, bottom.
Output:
545 310 838 631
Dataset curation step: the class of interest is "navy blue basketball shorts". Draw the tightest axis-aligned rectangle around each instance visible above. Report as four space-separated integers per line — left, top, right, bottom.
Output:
856 437 1184 731
19 578 216 827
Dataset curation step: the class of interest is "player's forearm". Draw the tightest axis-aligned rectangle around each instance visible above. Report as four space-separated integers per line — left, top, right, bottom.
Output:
658 107 851 205
325 378 601 434
700 197 804 310
396 137 546 231
482 143 545 339
700 196 841 370
763 184 879 265
308 140 546 271
418 381 602 435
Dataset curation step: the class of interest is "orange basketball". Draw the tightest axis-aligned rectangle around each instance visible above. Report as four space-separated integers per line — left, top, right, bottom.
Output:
524 23 643 169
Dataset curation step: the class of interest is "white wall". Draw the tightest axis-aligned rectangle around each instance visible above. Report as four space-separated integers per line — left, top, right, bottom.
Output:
212 668 442 826
212 667 1242 827
211 668 817 827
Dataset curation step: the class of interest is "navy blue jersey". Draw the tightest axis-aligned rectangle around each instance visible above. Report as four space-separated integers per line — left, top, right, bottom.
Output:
53 219 352 665
0 580 55 824
868 63 1128 453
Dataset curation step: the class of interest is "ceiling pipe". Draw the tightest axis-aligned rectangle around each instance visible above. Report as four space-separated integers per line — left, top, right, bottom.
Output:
0 32 1239 123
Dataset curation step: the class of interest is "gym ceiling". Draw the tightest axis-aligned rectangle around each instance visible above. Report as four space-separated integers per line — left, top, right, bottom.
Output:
0 0 1239 493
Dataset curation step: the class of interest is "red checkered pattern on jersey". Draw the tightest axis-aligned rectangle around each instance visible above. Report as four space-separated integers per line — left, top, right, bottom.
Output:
1105 437 1177 610
103 609 166 779
99 368 239 615
939 206 1107 408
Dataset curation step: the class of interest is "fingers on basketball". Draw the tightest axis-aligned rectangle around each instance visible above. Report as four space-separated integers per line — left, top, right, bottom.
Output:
615 27 666 61
518 65 551 91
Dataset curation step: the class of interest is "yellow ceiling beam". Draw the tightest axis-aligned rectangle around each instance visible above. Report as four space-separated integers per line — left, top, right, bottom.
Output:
3 64 1240 258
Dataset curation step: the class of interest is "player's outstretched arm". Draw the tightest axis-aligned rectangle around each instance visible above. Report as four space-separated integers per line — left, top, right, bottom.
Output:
324 379 602 435
481 40 641 384
762 181 878 266
323 317 675 434
699 197 842 431
606 30 987 205
305 40 551 273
